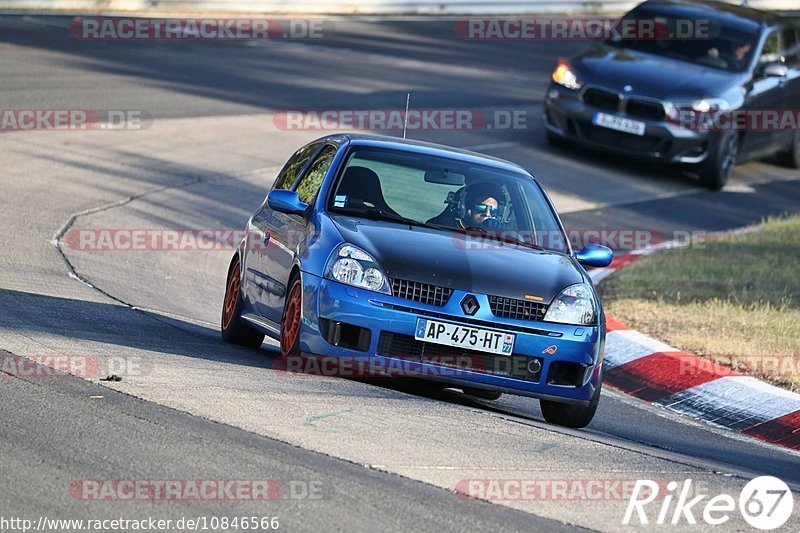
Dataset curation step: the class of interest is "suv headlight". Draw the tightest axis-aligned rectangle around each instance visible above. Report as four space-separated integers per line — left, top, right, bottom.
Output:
666 98 731 128
324 244 390 294
543 283 597 325
552 63 582 90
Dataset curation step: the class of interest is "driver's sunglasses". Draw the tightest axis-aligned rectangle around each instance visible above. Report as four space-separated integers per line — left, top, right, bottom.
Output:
473 203 498 217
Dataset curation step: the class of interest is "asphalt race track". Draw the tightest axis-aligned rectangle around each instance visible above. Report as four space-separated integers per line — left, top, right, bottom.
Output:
1 16 799 532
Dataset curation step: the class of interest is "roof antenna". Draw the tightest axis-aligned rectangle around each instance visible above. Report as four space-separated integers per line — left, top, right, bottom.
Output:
402 92 410 140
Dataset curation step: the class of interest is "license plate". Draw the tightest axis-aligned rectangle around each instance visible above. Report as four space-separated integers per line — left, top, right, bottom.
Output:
414 318 515 355
592 112 646 136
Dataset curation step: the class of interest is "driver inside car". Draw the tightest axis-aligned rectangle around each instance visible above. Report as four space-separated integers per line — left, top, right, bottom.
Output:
466 187 501 228
427 182 509 230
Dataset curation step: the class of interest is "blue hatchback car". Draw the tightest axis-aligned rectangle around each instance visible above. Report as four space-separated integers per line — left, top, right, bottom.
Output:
221 134 613 428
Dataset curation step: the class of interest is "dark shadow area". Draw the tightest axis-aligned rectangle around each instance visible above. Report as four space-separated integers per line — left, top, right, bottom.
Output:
3 284 799 485
0 15 578 117
0 287 541 410
5 15 795 200
0 287 269 363
562 178 800 249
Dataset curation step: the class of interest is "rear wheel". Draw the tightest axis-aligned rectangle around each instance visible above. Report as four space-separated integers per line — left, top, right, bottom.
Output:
280 275 302 356
698 131 738 190
777 131 800 169
462 387 502 401
540 374 601 429
221 255 265 348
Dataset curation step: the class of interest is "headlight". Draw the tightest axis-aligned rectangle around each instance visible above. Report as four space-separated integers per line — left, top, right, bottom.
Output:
543 283 597 325
324 244 390 294
691 98 730 114
552 63 582 90
666 98 731 128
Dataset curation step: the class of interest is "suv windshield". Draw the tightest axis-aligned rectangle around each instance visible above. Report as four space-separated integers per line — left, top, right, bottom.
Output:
609 7 760 72
327 148 570 253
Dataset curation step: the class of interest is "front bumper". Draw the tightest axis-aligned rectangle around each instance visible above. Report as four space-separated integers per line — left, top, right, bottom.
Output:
544 83 712 164
297 273 603 405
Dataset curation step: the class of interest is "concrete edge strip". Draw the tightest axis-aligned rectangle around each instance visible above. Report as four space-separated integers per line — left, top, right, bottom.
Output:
589 230 800 451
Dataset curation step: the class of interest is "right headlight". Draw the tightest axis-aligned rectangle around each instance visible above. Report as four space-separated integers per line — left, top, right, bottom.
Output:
324 243 390 294
543 283 597 325
666 98 731 128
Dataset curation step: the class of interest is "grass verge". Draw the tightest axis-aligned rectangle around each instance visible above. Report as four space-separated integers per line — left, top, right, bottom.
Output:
599 215 800 393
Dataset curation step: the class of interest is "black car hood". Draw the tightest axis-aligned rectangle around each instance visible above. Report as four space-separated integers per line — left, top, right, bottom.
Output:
573 45 744 101
331 215 583 304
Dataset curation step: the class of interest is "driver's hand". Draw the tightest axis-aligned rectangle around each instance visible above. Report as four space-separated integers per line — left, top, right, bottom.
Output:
481 218 509 230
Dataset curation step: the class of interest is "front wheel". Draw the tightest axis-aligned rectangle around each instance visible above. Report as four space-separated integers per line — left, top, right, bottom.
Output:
280 275 302 356
540 374 601 428
221 255 265 348
698 131 738 190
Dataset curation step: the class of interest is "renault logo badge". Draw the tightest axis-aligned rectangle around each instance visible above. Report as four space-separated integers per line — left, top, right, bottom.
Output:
460 294 479 316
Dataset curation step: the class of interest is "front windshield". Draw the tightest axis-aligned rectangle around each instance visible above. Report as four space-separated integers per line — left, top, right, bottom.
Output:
609 7 759 72
327 147 570 254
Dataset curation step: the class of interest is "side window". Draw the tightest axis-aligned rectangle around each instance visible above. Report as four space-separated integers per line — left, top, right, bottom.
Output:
295 145 337 204
783 28 799 67
272 142 321 191
759 31 780 65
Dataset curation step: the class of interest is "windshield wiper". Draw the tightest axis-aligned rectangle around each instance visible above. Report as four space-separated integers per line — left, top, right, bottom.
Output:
358 208 431 229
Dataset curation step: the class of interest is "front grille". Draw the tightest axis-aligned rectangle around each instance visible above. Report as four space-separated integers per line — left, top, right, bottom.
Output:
625 99 666 121
391 278 452 307
381 302 560 337
377 332 541 381
582 88 620 111
488 295 548 322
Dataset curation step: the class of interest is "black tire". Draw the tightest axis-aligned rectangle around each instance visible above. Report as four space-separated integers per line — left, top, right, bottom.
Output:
698 131 738 190
776 131 800 169
280 275 302 356
540 373 602 429
462 387 502 401
221 255 265 348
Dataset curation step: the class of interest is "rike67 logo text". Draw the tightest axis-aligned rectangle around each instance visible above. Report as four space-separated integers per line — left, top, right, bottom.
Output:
624 476 794 529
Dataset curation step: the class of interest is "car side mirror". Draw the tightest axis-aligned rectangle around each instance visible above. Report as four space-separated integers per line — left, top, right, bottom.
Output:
761 62 788 78
267 190 309 216
575 244 613 268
